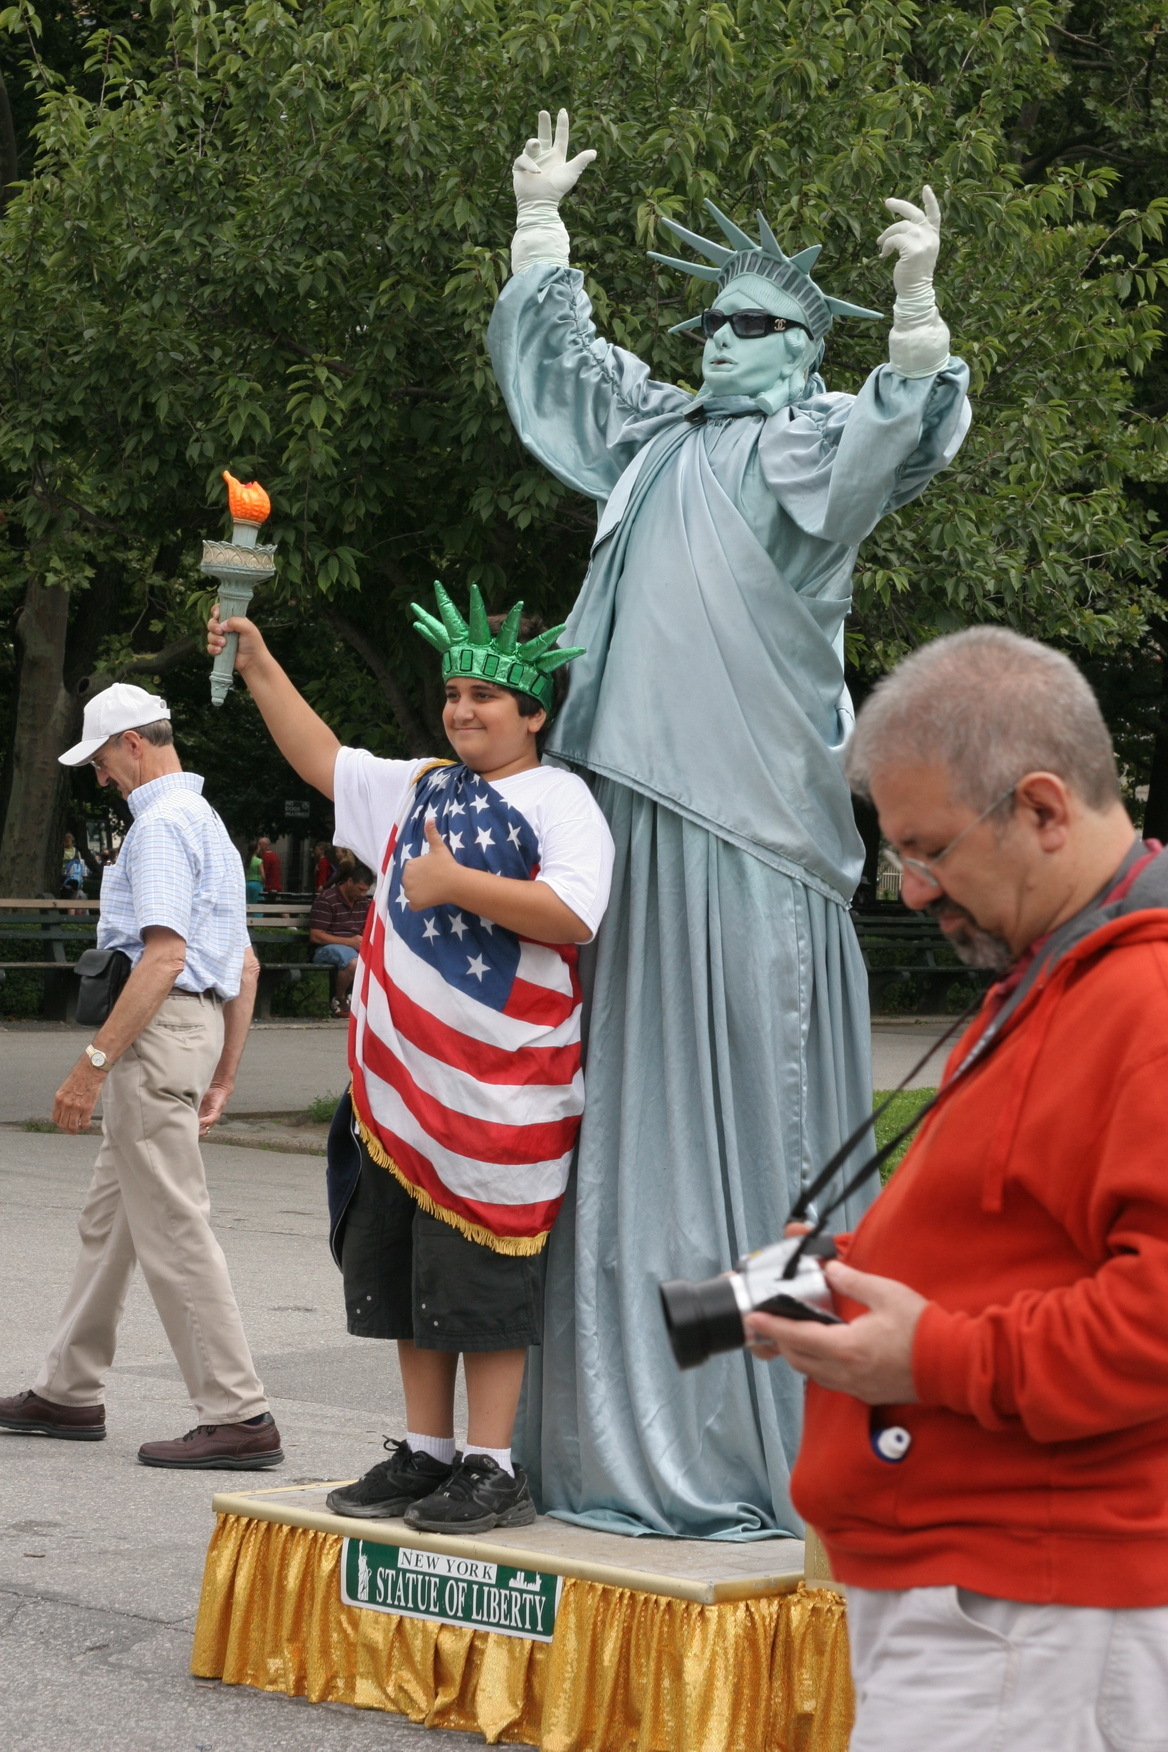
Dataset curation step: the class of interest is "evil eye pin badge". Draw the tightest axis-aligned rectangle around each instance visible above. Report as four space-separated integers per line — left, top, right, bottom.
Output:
871 1425 912 1464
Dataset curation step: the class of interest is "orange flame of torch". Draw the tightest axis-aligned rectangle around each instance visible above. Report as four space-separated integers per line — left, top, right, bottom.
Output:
222 470 270 526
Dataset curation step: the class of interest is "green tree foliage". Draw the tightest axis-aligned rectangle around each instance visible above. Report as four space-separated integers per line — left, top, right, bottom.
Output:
1 0 1167 888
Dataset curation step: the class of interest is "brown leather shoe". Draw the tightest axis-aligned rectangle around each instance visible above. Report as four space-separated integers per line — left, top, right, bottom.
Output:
0 1389 106 1441
137 1412 284 1470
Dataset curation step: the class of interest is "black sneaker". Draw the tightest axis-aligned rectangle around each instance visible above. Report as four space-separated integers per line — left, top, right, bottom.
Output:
325 1438 456 1520
404 1454 537 1534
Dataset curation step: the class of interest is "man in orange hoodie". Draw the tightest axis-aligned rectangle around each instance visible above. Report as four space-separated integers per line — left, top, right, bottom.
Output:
745 627 1168 1751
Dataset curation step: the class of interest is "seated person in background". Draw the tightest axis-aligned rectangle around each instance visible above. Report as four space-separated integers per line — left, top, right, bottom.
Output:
332 845 356 885
309 860 373 1017
207 583 614 1535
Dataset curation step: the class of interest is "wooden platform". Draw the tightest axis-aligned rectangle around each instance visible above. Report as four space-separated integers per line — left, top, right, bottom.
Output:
192 1481 853 1749
210 1480 809 1603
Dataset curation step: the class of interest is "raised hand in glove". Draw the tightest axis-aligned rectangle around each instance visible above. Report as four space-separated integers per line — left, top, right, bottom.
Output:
510 108 595 274
514 107 596 207
876 185 950 379
877 185 942 294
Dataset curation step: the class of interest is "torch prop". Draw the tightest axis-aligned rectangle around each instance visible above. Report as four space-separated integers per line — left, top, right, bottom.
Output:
202 471 277 706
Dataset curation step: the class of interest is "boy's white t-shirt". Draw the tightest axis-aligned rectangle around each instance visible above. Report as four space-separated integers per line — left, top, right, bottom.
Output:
333 749 615 939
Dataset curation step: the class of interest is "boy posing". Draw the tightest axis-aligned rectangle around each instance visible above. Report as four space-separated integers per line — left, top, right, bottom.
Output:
208 587 613 1531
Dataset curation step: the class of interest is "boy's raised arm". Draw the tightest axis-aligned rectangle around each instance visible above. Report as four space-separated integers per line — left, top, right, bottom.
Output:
207 607 341 799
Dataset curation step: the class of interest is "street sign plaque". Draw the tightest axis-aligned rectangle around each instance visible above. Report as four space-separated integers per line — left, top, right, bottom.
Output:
341 1539 561 1642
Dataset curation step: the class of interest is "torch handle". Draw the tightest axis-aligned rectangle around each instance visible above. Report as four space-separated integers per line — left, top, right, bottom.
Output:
210 581 256 707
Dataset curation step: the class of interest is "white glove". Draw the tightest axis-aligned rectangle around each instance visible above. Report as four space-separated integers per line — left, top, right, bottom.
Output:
877 185 950 379
510 108 596 274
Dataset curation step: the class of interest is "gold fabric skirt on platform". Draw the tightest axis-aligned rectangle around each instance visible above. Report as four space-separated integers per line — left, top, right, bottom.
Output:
192 1511 854 1750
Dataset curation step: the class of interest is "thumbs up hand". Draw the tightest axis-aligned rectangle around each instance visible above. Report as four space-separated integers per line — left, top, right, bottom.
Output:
402 816 461 911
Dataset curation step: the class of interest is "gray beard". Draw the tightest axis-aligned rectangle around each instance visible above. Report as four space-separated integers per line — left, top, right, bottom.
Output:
926 903 1014 972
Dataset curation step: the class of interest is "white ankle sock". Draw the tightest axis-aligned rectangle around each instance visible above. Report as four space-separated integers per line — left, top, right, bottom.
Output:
465 1444 513 1476
407 1430 456 1465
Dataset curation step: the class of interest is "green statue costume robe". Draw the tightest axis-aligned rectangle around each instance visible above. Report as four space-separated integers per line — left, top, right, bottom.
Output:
488 262 971 1539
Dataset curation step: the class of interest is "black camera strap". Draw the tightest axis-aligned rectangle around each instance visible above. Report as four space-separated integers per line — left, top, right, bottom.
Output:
782 995 1011 1277
781 841 1162 1279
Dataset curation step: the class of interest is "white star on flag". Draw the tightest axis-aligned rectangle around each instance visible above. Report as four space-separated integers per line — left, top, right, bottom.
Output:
507 823 522 847
479 918 494 933
448 832 464 853
447 800 465 817
395 889 410 910
422 917 439 941
471 793 489 813
466 954 488 981
449 913 468 940
400 846 414 864
475 827 495 851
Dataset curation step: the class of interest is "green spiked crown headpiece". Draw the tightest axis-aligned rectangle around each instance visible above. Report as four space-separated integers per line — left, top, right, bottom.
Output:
410 582 585 715
649 201 882 342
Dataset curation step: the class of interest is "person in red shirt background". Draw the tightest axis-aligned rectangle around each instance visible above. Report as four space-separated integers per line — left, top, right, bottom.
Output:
745 627 1168 1752
312 840 336 892
256 835 282 896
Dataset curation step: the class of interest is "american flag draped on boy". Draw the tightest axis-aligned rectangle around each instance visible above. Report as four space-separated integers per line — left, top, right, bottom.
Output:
348 758 586 1256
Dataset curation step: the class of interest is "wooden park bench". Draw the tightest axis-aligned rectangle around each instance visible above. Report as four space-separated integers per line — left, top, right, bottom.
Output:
246 901 340 1019
0 898 339 1021
851 906 991 1014
0 898 101 1020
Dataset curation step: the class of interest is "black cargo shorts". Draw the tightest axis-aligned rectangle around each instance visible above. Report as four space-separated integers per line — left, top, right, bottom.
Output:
340 1146 544 1352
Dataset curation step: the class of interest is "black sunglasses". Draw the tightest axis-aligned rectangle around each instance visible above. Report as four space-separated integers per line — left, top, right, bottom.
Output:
694 308 812 342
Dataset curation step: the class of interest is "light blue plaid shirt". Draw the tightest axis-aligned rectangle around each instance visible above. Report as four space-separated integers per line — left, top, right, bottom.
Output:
97 772 247 1000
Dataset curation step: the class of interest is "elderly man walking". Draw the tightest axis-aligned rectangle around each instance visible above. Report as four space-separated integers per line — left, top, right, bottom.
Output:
745 629 1168 1749
0 683 280 1469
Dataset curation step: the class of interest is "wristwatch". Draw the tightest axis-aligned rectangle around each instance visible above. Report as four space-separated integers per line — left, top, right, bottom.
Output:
84 1044 110 1071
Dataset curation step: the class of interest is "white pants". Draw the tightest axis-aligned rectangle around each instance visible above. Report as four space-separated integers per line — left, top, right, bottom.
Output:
847 1584 1168 1752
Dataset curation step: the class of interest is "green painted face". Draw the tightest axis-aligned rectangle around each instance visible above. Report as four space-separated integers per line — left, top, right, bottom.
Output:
700 285 816 404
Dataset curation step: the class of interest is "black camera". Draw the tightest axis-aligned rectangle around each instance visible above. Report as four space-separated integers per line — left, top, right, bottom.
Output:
659 1234 841 1370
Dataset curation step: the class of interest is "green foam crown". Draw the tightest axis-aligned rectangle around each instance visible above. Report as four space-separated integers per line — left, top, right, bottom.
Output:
410 582 585 714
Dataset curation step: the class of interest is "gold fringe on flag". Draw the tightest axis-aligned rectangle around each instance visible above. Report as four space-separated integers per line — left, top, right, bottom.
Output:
353 1104 550 1258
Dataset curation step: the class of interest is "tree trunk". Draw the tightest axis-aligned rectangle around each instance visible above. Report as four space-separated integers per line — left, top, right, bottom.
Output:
1142 620 1168 843
321 605 433 755
0 580 73 894
0 68 17 209
1143 729 1168 842
851 792 883 909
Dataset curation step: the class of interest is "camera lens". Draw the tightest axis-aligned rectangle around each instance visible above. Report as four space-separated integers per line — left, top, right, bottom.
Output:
659 1276 744 1369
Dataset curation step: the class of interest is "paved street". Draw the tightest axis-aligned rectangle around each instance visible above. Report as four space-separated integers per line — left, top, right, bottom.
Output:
0 1128 471 1751
0 1012 945 1748
0 1020 351 1124
0 1014 946 1128
869 1017 955 1088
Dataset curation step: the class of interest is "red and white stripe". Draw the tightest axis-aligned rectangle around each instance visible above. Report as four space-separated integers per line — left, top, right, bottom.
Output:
347 826 584 1248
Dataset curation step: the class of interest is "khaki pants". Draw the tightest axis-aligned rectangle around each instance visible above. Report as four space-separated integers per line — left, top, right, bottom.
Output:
34 993 268 1424
846 1583 1168 1751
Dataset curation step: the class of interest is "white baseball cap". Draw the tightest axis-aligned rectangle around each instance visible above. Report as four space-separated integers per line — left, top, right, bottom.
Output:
59 683 172 767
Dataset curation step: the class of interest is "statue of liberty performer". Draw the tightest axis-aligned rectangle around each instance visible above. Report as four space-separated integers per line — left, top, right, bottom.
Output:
487 110 970 1540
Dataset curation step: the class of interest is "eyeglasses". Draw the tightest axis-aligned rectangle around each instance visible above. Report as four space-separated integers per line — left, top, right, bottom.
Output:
697 308 812 342
883 787 1016 892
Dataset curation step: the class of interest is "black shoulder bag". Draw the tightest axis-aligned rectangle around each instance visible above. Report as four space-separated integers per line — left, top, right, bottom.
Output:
73 948 132 1028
